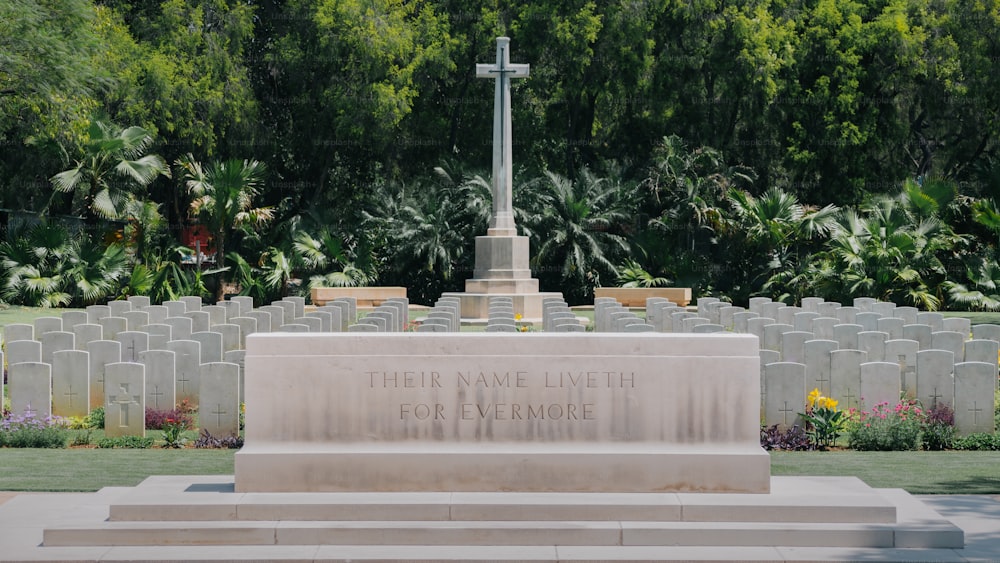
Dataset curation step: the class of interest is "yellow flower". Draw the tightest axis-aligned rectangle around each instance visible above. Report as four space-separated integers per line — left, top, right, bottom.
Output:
515 313 523 320
807 388 820 410
821 397 838 411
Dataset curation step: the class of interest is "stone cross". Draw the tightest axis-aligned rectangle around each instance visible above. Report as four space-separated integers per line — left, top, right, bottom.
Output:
110 384 140 428
476 36 529 236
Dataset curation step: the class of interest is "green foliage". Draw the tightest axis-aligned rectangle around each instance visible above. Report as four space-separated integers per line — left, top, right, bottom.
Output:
71 429 93 447
952 433 1000 451
96 435 155 449
0 415 68 448
847 401 924 451
86 406 105 430
800 389 845 450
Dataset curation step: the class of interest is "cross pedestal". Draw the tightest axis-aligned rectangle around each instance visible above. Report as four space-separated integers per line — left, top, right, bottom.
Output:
441 36 563 319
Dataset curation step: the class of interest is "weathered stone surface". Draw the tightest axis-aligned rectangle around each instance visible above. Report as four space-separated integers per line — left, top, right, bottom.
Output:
104 362 145 437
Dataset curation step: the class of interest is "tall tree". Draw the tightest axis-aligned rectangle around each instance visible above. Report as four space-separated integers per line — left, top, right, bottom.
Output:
176 154 274 302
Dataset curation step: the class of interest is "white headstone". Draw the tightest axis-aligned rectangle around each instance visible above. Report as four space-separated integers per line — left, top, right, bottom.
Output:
181 296 203 311
812 317 838 341
33 316 62 336
87 340 121 412
916 312 944 332
835 306 859 325
121 310 150 332
116 331 149 363
763 362 806 430
903 324 933 350
192 331 224 363
931 331 965 360
213 323 241 354
885 339 919 397
830 349 867 410
98 316 127 341
954 361 996 436
231 317 257 348
259 305 285 331
127 295 151 309
231 296 255 317
305 311 333 332
164 316 194 341
141 349 176 412
52 349 89 418
4 323 34 343
202 305 227 326
8 362 51 419
184 310 211 334
40 330 74 365
60 311 88 331
246 310 273 333
107 300 132 317
168 340 201 407
781 331 813 364
876 317 904 340
762 323 793 352
942 317 972 337
800 297 823 313
6 339 41 366
971 324 1000 343
85 304 111 324
200 362 241 438
272 301 296 324
916 349 955 411
143 323 172 350
964 338 999 366
104 362 145 437
804 339 838 396
894 306 919 325
224 349 246 403
859 362 901 411
72 323 103 351
833 323 862 350
857 331 888 362
144 305 169 325
163 300 187 317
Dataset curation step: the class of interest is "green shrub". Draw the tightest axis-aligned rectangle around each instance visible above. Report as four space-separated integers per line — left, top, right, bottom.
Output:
921 404 956 451
86 406 105 429
71 429 93 446
952 433 1000 451
847 400 922 451
96 435 154 449
0 414 68 448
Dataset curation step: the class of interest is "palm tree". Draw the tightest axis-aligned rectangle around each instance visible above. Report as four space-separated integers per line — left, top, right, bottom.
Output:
176 154 274 302
526 169 631 302
50 120 170 222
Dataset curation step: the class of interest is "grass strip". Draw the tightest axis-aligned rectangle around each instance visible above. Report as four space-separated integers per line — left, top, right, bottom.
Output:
770 450 1000 494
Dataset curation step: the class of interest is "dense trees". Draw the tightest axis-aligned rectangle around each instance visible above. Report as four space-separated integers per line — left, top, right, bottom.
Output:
1 0 1000 308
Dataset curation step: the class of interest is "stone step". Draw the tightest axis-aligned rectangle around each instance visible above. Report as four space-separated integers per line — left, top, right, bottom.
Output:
42 519 963 548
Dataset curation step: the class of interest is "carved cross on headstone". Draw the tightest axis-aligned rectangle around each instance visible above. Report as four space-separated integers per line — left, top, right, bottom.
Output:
23 402 36 419
126 340 137 362
926 387 943 410
476 37 529 237
177 373 191 394
95 370 106 396
843 388 858 409
969 401 983 425
212 404 227 427
109 384 140 427
64 385 79 408
816 373 831 396
779 401 794 425
150 385 165 409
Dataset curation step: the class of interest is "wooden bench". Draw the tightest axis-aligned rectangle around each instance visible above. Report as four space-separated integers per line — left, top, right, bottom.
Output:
594 287 692 308
311 287 407 307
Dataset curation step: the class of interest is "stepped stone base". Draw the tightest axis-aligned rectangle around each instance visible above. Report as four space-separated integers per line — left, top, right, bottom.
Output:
440 290 564 319
27 474 964 561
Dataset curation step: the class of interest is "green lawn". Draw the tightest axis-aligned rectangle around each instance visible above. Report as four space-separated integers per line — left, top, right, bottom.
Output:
0 448 997 493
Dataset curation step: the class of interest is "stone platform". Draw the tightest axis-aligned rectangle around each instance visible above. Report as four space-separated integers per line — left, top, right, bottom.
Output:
23 474 965 561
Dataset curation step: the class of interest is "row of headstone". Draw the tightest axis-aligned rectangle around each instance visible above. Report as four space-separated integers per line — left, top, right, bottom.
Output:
2 294 416 438
541 297 584 332
350 298 409 332
416 297 461 332
484 297 519 332
594 297 655 332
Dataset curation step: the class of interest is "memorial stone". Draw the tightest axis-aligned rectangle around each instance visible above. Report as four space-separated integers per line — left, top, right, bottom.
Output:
60 311 88 331
859 362 901 410
964 339 999 366
224 349 247 402
140 349 176 411
857 331 888 362
163 300 187 317
762 323 793 352
776 306 800 327
213 323 241 353
833 323 862 350
804 339 838 396
812 317 838 341
690 323 721 333
202 305 227 326
219 301 242 322
760 301 786 322
180 296 203 311
748 296 771 315
885 339 919 396
107 300 132 317
816 301 841 318
916 349 955 410
98 316 127 340
894 306 919 325
231 296 254 317
680 316 708 332
871 302 896 317
104 362 145 437
293 316 323 332
853 297 876 312
85 305 111 324
116 331 149 363
916 312 944 332
903 324 933 350
305 311 333 332
932 331 966 360
127 295 151 309
87 340 121 411
259 305 285 330
143 324 172 351
246 310 273 333
144 305 169 325
6 339 41 366
830 349 867 410
877 317 904 340
4 323 33 343
164 316 194 341
942 317 972 336
793 312 819 332
9 362 51 419
972 324 1000 342
835 306 859 325
52 350 89 418
718 306 742 331
333 297 357 324
122 310 150 332
40 331 74 365
280 323 311 333
283 296 306 318
231 317 257 348
954 362 996 436
192 331 224 363
801 297 823 313
348 323 378 332
184 311 211 333
199 362 241 438
746 317 775 340
855 312 881 332
272 301 296 324
781 331 812 364
33 316 62 335
72 323 103 351
763 362 806 430
168 340 201 406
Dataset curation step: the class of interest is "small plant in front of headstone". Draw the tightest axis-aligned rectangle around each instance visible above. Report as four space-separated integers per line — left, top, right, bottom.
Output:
160 418 188 448
145 407 194 432
85 406 105 429
96 435 154 448
759 424 814 451
952 432 1000 451
846 399 923 451
193 429 244 449
799 388 845 450
0 414 69 448
920 403 955 451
